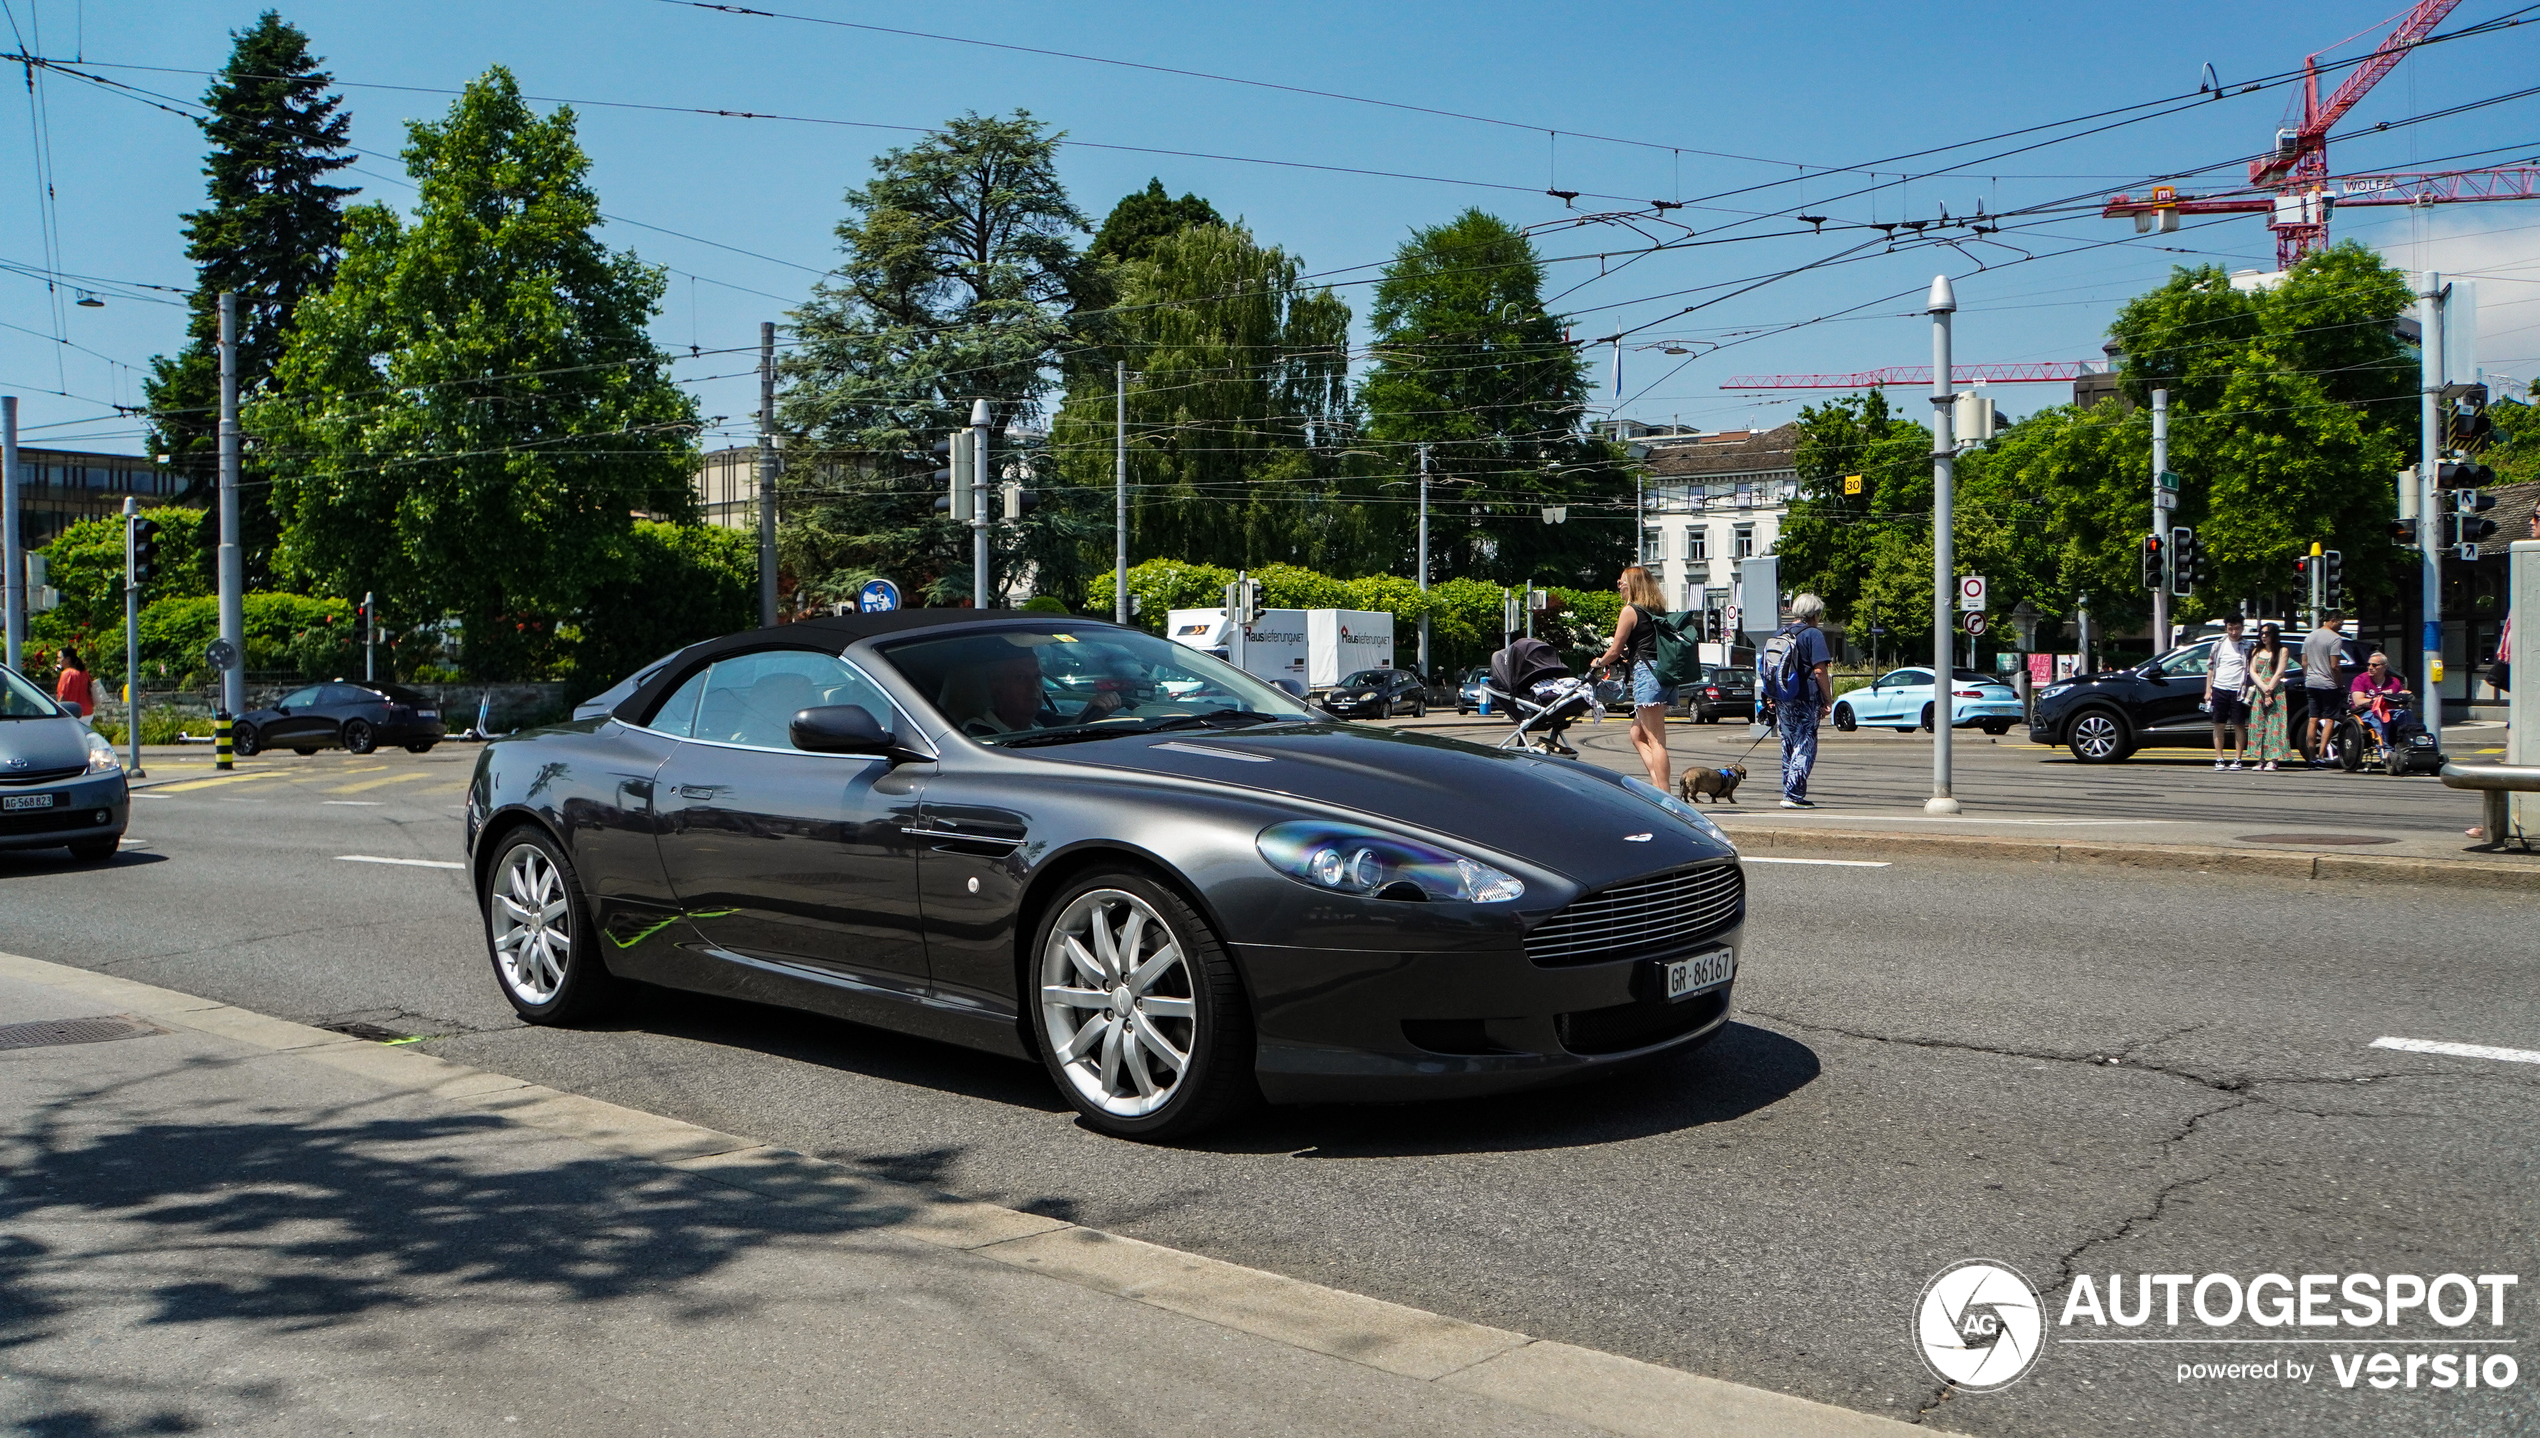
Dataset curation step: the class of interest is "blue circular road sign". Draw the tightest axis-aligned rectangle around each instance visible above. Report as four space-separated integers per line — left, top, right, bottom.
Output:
857 579 902 613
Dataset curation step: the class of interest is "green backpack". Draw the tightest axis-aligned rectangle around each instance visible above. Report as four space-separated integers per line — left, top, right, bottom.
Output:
1649 608 1707 688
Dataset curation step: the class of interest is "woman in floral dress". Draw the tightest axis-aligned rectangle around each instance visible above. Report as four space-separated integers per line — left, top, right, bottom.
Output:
2245 623 2293 770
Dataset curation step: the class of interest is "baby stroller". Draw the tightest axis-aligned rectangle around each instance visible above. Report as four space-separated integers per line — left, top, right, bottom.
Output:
1486 637 1602 756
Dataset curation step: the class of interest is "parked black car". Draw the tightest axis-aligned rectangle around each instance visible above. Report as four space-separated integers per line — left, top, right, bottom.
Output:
234 680 445 757
2028 636 2361 762
465 612 1744 1139
0 662 127 861
1686 666 1756 723
1454 666 1490 714
1323 666 1433 719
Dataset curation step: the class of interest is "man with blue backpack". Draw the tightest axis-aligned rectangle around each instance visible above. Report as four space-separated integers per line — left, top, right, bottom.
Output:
1757 594 1835 809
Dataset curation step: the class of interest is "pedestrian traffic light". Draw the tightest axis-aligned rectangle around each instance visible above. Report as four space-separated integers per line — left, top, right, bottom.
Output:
128 516 162 587
2139 533 2165 590
2322 550 2345 612
2169 526 2200 598
2449 488 2499 557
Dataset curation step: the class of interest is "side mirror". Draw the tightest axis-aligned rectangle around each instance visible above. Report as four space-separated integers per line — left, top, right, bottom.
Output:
791 704 890 756
1273 678 1306 699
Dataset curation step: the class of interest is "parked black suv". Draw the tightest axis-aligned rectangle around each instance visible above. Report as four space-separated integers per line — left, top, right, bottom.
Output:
2028 636 2360 762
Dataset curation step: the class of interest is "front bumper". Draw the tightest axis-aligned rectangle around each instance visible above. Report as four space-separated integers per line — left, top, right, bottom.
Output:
0 771 128 851
1238 919 1744 1103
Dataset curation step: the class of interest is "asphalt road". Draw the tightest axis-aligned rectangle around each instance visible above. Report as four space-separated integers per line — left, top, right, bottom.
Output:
5 744 2535 1436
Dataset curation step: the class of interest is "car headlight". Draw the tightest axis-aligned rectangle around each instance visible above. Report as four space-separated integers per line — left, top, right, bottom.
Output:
1257 820 1524 903
84 728 121 773
2037 683 2072 701
1619 774 1728 843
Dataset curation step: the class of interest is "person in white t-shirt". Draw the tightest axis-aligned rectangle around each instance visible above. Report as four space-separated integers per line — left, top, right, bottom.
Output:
2202 616 2252 771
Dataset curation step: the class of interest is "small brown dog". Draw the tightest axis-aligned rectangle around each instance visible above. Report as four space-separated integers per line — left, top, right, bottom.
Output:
1677 763 1747 804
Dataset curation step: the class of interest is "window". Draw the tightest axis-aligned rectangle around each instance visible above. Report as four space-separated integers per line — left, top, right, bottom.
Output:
277 686 324 710
647 668 712 739
1685 528 1707 562
1881 669 1931 690
1735 525 1756 559
880 624 1312 743
686 650 896 751
318 683 374 705
1640 527 1664 565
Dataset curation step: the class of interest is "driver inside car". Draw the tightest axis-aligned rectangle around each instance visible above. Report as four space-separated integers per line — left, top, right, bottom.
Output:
941 649 1127 737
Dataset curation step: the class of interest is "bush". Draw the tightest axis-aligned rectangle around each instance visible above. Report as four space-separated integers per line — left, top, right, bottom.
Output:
571 522 757 699
1019 595 1072 614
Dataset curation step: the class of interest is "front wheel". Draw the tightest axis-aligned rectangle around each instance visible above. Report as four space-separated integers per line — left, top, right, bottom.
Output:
64 835 118 863
343 719 377 755
230 723 261 757
1033 872 1256 1141
483 828 616 1023
2066 709 2133 763
1412 698 1426 718
2338 720 2365 773
1832 703 1856 733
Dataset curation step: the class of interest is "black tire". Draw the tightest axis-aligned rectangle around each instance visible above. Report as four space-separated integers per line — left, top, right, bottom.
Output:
1030 868 1257 1142
481 826 618 1024
230 723 261 757
64 835 119 862
343 719 377 755
2384 745 2406 777
2066 708 2134 763
293 747 319 756
407 742 436 754
1412 698 1426 718
1921 703 1936 733
1981 721 2012 736
2337 720 2364 773
1832 703 1856 733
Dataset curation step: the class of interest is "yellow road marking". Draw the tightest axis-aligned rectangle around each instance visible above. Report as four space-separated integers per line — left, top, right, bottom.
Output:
150 769 293 795
327 772 430 794
337 763 390 775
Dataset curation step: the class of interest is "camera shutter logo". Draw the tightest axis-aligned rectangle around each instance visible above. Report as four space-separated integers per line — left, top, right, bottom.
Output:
1915 1260 2043 1391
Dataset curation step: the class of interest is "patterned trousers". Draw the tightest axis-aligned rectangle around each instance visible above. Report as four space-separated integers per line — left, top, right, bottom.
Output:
1777 699 1820 801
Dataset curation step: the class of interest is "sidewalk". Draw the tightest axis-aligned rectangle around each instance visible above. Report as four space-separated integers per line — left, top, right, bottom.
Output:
0 953 1909 1438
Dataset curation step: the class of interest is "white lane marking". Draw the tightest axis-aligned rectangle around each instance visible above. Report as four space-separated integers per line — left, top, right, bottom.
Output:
322 800 384 806
130 792 169 800
2370 1036 2540 1066
1741 856 1891 868
335 854 465 870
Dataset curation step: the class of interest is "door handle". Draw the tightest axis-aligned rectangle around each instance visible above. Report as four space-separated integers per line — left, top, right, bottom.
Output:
679 784 720 800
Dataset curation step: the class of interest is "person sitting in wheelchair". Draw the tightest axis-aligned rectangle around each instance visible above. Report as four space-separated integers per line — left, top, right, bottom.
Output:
2347 652 2411 750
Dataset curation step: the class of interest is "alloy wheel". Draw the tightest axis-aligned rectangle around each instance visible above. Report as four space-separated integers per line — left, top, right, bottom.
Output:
490 842 573 1005
1039 888 1197 1119
344 720 377 755
2071 712 2121 761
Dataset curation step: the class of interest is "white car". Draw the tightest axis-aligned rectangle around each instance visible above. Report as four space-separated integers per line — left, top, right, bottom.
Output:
1831 667 2024 735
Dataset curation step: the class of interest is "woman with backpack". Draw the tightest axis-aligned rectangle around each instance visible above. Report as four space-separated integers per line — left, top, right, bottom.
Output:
1594 565 1675 791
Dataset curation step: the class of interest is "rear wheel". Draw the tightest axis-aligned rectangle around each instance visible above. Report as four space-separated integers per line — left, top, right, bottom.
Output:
1920 703 1936 733
1033 871 1256 1141
1832 703 1856 733
483 828 617 1023
2337 719 2365 773
2067 709 2133 763
343 719 377 755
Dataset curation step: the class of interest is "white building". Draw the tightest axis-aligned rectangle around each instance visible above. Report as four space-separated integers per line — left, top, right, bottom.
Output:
1632 423 1800 619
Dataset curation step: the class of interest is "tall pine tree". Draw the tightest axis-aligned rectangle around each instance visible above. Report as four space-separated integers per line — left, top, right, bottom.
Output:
142 11 355 589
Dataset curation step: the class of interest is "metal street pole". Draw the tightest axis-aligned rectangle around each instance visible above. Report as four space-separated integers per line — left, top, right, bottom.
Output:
1416 442 1431 677
123 497 141 776
1115 361 1129 623
757 321 778 628
1 394 18 673
2419 273 2447 749
1926 274 1960 815
2151 388 2170 654
971 398 992 610
217 291 245 724
363 590 375 681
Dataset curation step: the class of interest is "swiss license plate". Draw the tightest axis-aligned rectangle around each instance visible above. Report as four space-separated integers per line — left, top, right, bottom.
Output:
1663 947 1735 1000
418 711 439 720
3 793 57 811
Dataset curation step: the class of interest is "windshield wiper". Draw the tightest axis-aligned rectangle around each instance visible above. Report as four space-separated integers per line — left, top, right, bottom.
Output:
994 710 1295 749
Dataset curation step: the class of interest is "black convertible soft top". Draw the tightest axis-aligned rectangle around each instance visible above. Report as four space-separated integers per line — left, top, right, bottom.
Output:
613 610 1133 725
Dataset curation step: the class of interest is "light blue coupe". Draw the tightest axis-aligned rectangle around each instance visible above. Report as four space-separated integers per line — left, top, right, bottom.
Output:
1830 666 2024 735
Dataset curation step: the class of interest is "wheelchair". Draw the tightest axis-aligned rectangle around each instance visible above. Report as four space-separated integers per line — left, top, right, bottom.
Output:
2334 697 2443 776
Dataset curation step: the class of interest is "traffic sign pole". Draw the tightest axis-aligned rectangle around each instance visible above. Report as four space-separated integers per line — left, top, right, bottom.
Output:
1926 275 1959 815
2150 388 2170 654
2418 274 2446 750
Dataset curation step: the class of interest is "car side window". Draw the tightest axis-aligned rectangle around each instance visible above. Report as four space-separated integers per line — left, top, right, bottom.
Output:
320 683 373 706
2160 647 2212 678
1888 669 1929 689
645 668 712 738
691 650 895 752
278 685 323 709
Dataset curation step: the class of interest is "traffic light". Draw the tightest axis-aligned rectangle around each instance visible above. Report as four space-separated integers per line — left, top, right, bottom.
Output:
1224 576 1264 624
2322 550 2345 612
2443 382 2494 453
2169 526 2201 598
2449 488 2499 557
1001 480 1038 521
2139 532 2165 590
128 516 162 587
2437 460 2496 489
2390 517 2419 549
930 431 973 521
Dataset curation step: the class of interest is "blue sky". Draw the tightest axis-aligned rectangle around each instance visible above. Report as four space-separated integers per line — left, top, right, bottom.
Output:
10 0 2540 457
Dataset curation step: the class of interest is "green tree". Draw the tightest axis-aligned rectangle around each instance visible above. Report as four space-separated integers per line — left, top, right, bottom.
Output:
28 507 212 648
1070 177 1224 319
572 520 756 694
780 112 1086 606
1049 221 1364 580
253 67 700 680
1776 390 1933 624
142 11 356 590
1360 210 1624 588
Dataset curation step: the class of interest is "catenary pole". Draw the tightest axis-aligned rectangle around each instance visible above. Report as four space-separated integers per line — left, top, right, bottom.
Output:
1115 361 1129 623
217 291 245 723
2 395 19 673
758 321 777 627
2420 273 2446 749
971 398 992 610
363 591 375 681
2151 388 2170 654
123 497 142 776
1926 274 1960 815
1416 442 1431 678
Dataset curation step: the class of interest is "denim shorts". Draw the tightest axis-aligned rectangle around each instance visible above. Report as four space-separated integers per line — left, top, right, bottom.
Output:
1631 660 1676 707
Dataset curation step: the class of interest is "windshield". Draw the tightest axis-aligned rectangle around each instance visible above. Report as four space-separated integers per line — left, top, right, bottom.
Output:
878 623 1317 746
1339 669 1391 687
0 664 60 719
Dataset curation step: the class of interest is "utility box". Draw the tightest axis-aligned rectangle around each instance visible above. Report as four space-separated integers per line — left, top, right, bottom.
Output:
1306 609 1394 687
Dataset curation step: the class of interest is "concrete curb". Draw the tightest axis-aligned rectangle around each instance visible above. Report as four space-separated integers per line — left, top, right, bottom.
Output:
1714 823 2539 889
0 949 1920 1438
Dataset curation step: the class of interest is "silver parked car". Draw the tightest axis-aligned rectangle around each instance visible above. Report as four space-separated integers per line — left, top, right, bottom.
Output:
0 662 128 861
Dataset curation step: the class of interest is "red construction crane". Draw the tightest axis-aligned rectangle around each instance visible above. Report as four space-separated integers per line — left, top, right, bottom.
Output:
2101 2 2528 269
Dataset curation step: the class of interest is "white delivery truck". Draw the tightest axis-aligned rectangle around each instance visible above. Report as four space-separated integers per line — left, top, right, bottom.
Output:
1164 607 1397 693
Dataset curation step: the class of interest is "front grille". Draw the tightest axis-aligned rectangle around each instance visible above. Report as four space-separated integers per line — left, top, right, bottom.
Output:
0 764 83 787
1525 860 1743 967
0 805 105 836
1557 988 1729 1055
